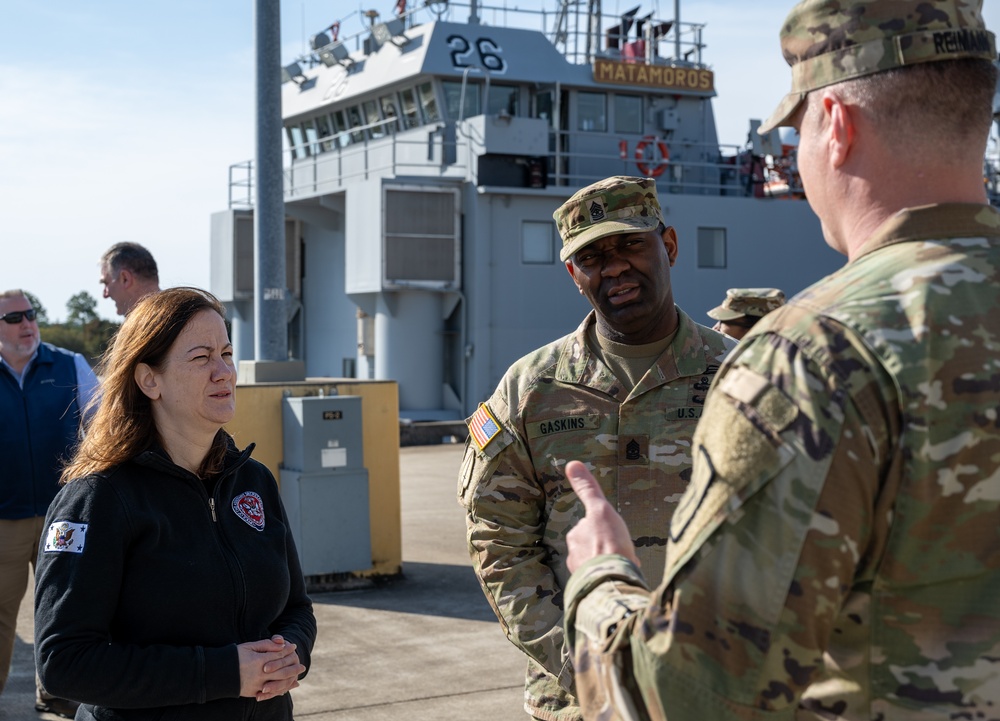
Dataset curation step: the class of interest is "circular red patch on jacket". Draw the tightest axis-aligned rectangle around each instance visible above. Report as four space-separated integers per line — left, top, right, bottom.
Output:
232 491 265 531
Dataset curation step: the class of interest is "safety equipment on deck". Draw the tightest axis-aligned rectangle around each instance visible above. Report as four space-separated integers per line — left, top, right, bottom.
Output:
634 136 669 177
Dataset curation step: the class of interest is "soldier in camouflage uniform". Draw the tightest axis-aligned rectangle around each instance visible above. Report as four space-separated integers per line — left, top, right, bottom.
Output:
706 287 785 340
561 1 1000 719
459 176 734 720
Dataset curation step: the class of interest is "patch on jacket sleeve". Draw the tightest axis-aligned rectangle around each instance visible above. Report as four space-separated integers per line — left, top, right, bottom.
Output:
233 491 266 531
468 403 503 451
43 521 87 554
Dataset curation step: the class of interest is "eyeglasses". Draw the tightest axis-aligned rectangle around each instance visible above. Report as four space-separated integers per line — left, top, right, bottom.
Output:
0 309 37 324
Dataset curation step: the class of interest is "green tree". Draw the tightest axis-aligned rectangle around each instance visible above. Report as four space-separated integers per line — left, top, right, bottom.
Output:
38 290 120 366
66 291 99 327
21 291 49 325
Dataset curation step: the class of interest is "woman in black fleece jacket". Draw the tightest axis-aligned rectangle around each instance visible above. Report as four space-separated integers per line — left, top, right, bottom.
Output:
34 287 316 721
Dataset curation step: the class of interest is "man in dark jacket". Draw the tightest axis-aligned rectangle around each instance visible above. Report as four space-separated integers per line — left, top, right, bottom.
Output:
0 289 99 718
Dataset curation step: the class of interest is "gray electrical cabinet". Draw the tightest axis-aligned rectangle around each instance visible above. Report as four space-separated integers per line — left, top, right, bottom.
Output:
279 395 372 576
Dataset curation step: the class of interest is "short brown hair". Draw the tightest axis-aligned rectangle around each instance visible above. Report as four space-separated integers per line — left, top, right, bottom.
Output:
838 58 997 155
101 242 159 282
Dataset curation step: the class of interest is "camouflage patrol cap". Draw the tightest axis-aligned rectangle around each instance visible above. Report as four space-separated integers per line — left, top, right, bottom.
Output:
554 176 664 262
707 287 786 322
759 0 997 134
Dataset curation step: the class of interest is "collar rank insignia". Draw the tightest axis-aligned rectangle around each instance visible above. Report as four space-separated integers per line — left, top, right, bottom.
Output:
43 521 87 554
468 403 502 451
232 491 265 531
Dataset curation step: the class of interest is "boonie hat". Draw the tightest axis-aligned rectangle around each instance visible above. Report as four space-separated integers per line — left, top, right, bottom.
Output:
707 288 785 322
554 176 664 262
759 0 996 134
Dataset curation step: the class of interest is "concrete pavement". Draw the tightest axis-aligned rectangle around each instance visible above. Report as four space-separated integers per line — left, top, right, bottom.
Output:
1 444 528 721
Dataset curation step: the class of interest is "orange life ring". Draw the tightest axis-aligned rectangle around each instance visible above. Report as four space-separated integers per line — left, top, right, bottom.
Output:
634 136 669 177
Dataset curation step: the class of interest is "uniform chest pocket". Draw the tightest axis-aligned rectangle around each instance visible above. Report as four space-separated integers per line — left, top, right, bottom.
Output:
526 413 611 474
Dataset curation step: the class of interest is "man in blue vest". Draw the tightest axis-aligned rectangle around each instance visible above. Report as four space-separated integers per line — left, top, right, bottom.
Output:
0 289 99 718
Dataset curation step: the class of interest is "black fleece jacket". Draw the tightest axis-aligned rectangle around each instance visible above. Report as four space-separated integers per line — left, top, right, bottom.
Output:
34 441 317 721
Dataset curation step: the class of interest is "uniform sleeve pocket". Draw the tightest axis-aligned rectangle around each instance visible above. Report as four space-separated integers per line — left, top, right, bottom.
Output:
457 442 478 507
666 366 798 577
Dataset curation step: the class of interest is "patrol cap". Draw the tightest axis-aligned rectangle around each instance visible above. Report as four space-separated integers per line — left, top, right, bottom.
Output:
759 0 997 134
554 176 664 262
707 288 786 322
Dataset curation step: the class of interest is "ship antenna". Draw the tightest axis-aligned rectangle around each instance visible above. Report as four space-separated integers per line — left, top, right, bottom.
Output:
469 0 479 25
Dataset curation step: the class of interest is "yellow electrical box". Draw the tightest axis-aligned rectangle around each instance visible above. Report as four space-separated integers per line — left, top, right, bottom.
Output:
227 378 400 578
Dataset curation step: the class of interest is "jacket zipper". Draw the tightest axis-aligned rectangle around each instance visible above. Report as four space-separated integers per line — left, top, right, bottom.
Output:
210 480 249 640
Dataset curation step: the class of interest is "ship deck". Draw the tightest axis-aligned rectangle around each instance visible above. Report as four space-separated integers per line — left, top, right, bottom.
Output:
6 444 528 721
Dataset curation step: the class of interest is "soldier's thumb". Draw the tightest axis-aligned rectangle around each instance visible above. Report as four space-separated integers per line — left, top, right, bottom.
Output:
565 460 608 512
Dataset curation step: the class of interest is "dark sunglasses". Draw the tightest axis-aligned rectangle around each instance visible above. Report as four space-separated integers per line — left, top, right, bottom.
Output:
0 309 37 324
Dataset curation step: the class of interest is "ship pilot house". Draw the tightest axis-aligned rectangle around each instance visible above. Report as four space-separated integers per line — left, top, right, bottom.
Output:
210 0 839 420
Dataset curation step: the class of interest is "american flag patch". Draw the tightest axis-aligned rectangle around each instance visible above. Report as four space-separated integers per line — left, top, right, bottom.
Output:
468 403 502 451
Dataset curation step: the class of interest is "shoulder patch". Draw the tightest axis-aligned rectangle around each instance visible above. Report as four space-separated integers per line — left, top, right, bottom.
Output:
232 491 265 531
43 521 87 554
468 403 503 451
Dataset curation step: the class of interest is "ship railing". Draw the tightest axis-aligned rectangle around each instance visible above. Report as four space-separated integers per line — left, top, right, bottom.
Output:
229 161 254 209
542 128 784 196
293 0 706 72
228 119 803 206
284 116 473 197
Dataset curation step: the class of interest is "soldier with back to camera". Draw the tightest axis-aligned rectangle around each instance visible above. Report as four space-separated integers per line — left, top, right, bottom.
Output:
562 1 1000 719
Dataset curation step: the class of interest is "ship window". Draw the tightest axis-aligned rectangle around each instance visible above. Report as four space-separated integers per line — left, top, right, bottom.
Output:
443 81 481 120
577 92 607 132
346 106 366 142
379 94 401 134
302 119 318 156
288 124 306 160
487 84 519 116
614 95 642 134
418 82 440 122
534 90 553 124
363 99 385 139
315 114 335 152
521 221 556 264
399 87 422 129
697 227 727 268
330 110 351 148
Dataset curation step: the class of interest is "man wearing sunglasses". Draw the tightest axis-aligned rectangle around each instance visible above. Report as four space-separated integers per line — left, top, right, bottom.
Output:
0 290 99 718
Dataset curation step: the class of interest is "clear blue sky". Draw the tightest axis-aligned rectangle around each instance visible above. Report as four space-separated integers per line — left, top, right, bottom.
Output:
2 1 998 321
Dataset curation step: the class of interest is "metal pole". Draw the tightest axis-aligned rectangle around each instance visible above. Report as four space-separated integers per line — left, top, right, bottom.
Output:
674 0 681 61
254 0 288 361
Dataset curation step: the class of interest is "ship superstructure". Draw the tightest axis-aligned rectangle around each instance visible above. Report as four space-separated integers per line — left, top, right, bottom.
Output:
210 0 844 419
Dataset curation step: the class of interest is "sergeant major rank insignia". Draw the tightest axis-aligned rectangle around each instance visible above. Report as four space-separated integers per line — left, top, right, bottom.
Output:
588 199 606 223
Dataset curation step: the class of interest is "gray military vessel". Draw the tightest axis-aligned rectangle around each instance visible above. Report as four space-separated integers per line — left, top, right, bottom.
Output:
210 0 846 420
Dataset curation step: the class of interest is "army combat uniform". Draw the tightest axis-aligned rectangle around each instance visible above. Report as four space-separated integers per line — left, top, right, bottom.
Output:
565 204 1000 720
460 309 732 720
